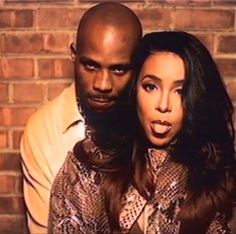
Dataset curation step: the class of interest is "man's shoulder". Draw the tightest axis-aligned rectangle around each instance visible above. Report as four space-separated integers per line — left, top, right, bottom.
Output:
26 84 76 129
54 151 102 190
52 151 80 190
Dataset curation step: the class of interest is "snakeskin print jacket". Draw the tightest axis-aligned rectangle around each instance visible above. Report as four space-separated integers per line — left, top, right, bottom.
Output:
48 148 230 234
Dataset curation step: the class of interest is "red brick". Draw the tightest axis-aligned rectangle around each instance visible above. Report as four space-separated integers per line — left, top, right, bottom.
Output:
0 153 21 171
164 0 211 5
15 9 34 28
0 196 25 214
0 216 27 234
136 8 172 29
0 33 2 54
0 107 36 126
3 33 70 54
38 58 73 78
0 58 34 79
43 33 71 53
194 33 214 53
16 175 23 194
48 82 72 100
12 130 23 150
0 10 12 28
213 0 236 6
0 83 9 102
0 10 34 28
217 35 236 54
175 9 234 29
216 58 236 77
38 8 84 29
0 131 8 148
13 83 45 103
6 0 73 2
3 33 44 54
227 82 236 103
0 175 20 194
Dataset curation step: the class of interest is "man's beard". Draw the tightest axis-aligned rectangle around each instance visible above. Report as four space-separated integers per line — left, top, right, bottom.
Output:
79 89 130 130
77 86 134 152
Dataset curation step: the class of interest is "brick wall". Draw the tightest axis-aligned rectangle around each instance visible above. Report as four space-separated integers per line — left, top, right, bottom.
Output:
0 0 236 233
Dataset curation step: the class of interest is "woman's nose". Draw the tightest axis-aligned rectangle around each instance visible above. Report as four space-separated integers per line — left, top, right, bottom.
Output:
155 92 171 113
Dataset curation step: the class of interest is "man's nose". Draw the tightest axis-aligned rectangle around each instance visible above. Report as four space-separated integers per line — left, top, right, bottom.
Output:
93 70 112 93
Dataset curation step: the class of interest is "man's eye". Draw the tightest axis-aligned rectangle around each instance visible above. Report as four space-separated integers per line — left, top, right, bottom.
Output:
84 63 97 71
79 60 98 71
143 83 157 92
111 66 130 75
112 68 126 75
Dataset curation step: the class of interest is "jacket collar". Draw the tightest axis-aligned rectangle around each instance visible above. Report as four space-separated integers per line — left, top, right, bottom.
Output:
119 149 187 232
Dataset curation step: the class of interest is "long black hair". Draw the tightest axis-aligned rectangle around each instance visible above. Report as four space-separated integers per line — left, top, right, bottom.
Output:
132 31 236 233
74 31 235 232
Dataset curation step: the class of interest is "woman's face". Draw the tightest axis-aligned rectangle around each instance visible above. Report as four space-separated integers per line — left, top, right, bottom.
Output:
136 52 185 147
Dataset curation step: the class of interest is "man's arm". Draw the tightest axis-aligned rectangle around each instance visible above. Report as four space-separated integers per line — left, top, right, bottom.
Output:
21 120 53 234
20 84 84 233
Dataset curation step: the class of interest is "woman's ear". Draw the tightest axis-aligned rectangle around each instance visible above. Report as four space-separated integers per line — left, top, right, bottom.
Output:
70 42 77 61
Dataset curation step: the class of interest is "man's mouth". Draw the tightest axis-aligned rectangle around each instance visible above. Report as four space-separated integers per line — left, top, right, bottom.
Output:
151 120 172 135
88 96 114 110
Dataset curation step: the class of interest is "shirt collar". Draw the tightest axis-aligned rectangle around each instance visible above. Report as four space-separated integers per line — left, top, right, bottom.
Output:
62 83 84 133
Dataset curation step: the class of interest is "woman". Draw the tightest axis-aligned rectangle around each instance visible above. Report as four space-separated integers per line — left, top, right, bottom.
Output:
48 31 235 234
124 31 236 233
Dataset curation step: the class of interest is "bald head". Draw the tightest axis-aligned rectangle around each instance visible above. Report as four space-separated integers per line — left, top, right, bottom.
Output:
72 3 142 115
77 2 142 47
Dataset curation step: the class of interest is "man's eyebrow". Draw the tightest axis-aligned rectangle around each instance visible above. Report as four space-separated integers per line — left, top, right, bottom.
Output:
78 57 100 66
109 63 132 70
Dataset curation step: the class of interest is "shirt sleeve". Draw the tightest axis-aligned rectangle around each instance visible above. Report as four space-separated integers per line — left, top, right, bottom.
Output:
20 84 82 234
21 121 53 234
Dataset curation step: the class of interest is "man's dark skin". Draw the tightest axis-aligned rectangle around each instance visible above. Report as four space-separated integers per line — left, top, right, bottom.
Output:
48 3 143 232
71 2 142 114
70 3 142 154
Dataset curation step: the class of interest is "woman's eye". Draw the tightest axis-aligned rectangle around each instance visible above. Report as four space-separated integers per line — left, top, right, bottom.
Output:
143 83 157 92
175 88 183 96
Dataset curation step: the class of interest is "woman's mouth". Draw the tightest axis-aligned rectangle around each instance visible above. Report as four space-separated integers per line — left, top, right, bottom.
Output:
151 120 172 135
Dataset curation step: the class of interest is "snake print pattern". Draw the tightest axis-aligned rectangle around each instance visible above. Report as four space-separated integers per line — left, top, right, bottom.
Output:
48 144 231 233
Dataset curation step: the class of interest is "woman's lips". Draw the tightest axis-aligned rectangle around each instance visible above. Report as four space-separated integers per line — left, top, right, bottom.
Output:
151 120 172 135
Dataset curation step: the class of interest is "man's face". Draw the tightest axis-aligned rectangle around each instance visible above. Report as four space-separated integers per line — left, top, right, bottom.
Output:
73 26 135 113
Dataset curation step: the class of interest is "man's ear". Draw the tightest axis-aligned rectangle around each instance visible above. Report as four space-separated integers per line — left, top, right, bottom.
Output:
70 42 77 61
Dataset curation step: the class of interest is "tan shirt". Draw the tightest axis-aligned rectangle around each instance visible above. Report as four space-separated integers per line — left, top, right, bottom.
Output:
20 83 85 234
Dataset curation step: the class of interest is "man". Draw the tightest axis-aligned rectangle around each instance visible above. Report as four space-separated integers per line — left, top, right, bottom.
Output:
20 2 142 233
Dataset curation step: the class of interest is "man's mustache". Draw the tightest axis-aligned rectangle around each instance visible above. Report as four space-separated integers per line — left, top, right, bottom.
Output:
87 94 116 101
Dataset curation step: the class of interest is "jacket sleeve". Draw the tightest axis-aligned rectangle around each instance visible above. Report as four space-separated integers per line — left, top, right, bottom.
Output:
47 155 85 234
207 213 231 234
